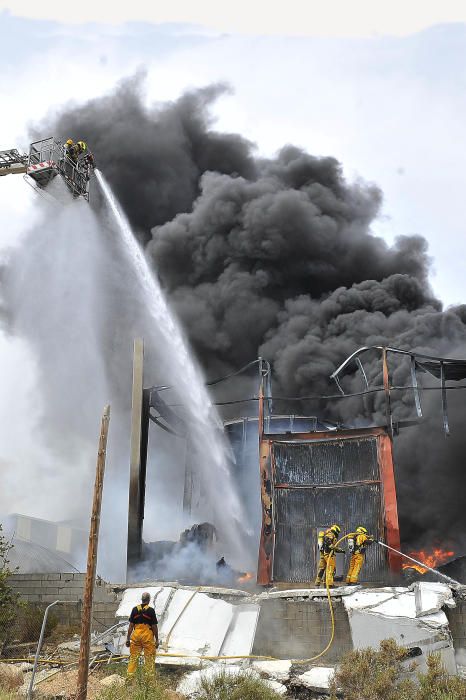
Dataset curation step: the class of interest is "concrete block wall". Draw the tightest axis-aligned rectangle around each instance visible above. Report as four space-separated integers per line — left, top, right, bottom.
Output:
252 597 352 662
8 573 121 631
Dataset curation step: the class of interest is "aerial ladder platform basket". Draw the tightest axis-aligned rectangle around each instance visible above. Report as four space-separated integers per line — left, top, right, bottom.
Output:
0 137 94 201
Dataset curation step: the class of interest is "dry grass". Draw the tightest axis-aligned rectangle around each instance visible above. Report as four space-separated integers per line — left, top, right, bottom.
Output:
37 668 105 700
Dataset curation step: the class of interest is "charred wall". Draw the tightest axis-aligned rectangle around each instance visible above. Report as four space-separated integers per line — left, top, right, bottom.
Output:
257 428 400 585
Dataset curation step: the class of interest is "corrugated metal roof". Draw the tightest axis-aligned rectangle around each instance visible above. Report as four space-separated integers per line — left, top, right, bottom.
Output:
8 538 79 573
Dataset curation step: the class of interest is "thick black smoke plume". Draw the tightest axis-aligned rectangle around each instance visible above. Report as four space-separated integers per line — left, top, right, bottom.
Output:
42 77 466 554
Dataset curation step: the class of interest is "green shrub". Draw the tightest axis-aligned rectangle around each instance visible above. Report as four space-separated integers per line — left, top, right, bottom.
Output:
416 654 466 700
0 525 19 647
196 669 283 700
329 639 466 700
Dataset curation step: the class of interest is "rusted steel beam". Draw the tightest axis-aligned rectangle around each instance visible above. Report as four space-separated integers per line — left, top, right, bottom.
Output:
256 438 274 585
263 426 386 442
377 432 401 572
382 347 393 438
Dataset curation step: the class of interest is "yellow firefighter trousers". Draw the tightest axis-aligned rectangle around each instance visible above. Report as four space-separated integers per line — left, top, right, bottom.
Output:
315 553 336 586
346 552 364 583
127 624 156 677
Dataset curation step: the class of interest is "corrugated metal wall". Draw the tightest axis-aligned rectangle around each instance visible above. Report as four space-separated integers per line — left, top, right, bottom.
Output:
272 438 387 583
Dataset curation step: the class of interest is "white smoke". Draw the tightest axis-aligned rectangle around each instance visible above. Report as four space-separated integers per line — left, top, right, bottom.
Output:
1 179 110 521
0 173 251 581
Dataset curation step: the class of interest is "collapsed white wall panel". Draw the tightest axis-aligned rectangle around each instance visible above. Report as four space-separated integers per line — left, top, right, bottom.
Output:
413 582 456 617
159 589 234 656
112 582 460 675
346 607 457 674
116 586 174 619
219 604 260 659
343 586 457 675
343 588 418 618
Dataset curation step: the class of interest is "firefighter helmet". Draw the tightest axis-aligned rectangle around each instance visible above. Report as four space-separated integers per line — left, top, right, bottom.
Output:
66 139 74 145
356 526 368 534
330 524 341 535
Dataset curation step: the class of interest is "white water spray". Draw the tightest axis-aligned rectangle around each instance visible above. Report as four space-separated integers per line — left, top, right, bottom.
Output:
94 170 248 567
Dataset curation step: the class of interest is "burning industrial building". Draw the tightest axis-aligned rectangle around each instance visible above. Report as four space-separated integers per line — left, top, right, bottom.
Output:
2 77 465 585
1 71 466 694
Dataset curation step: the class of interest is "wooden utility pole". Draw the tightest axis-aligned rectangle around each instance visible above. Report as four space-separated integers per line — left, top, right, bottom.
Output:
76 405 111 700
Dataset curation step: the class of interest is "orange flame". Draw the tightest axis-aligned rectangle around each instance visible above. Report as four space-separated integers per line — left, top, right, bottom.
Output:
238 572 254 584
402 547 455 574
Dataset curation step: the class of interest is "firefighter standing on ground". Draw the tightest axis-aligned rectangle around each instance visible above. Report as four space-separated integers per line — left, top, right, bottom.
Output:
126 592 159 677
315 524 344 588
346 526 374 584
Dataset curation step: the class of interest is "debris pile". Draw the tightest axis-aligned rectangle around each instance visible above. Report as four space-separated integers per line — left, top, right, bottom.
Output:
1 580 463 698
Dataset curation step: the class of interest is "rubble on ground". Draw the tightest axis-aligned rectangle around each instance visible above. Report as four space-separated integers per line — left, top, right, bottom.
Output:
107 580 461 678
99 673 125 687
176 665 287 698
252 659 292 680
266 678 288 695
293 666 335 692
2 579 462 699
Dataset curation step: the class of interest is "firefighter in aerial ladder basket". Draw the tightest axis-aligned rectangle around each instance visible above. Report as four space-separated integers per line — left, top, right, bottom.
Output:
314 524 344 588
64 138 95 176
346 526 374 585
65 138 77 162
76 140 87 156
76 140 95 169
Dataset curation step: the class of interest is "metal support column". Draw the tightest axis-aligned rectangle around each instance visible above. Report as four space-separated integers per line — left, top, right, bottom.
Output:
127 338 145 576
182 432 194 517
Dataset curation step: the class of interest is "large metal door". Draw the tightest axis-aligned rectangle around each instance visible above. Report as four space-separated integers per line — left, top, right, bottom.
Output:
271 438 387 583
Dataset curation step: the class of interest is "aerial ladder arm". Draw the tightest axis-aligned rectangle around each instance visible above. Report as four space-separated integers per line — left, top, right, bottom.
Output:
0 149 28 176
